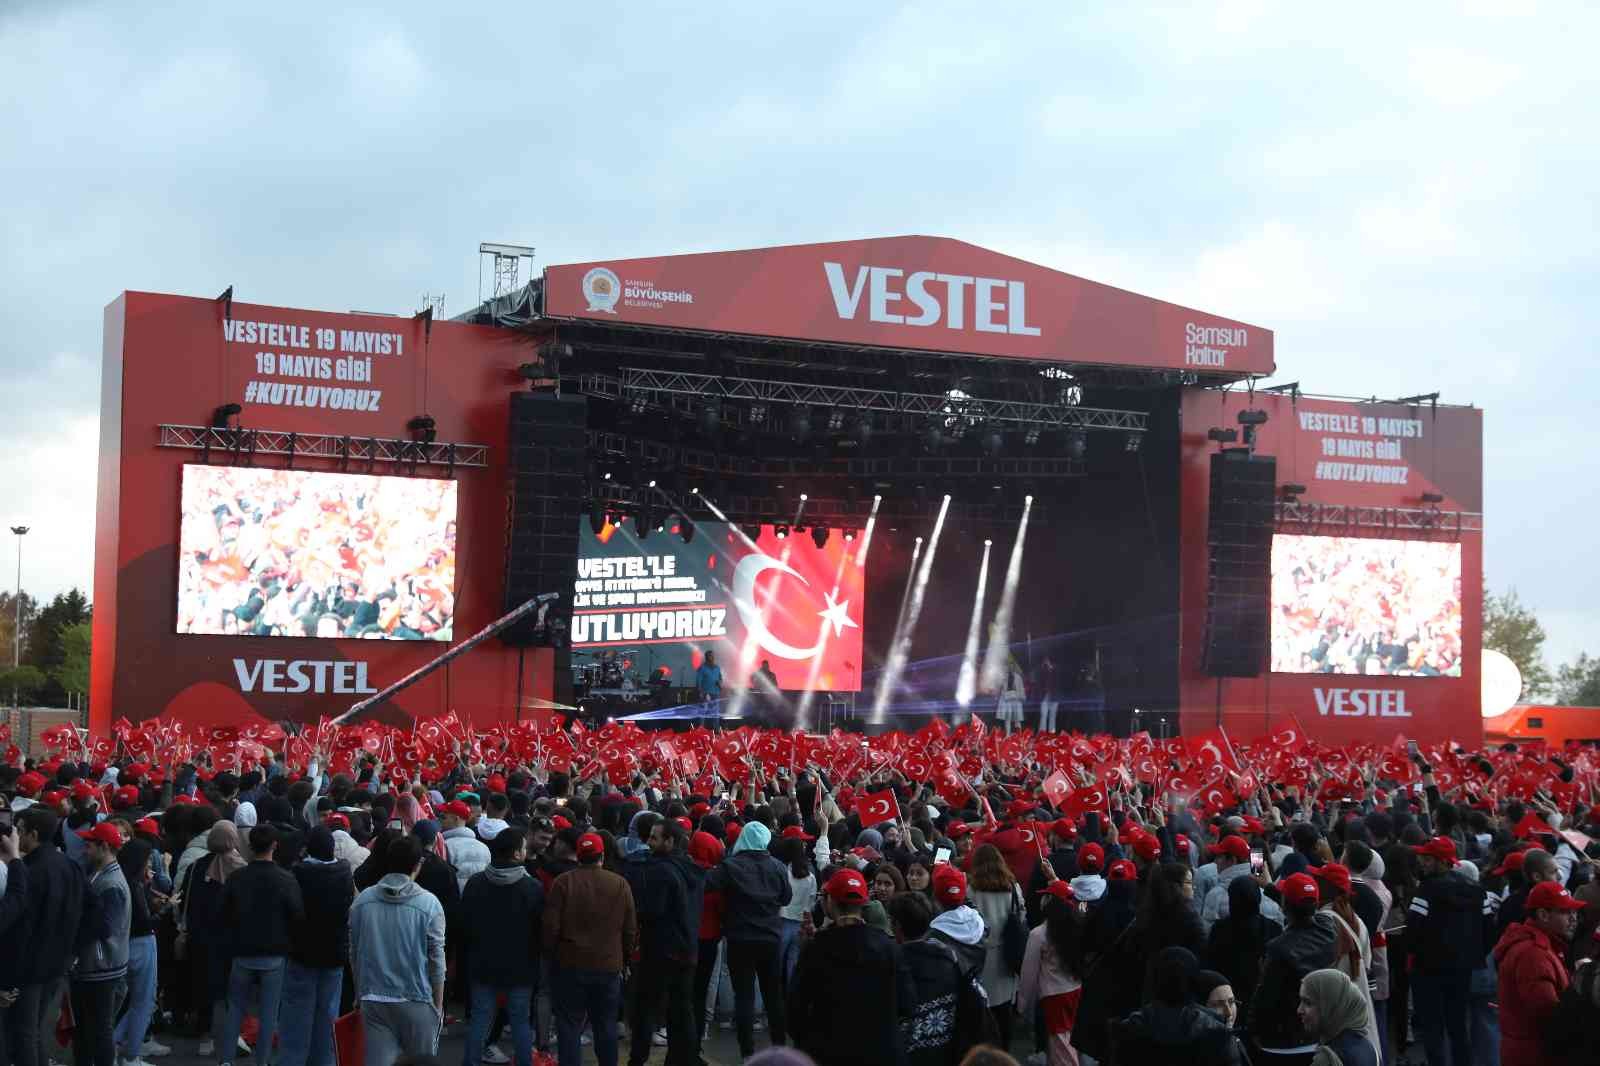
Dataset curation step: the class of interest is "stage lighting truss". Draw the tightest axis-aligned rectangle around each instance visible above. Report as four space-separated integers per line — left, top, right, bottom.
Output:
575 367 1148 436
158 424 487 471
1274 500 1483 540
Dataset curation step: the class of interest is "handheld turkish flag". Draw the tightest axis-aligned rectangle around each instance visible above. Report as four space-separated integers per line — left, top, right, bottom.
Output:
1041 770 1072 810
1514 812 1556 839
858 788 899 828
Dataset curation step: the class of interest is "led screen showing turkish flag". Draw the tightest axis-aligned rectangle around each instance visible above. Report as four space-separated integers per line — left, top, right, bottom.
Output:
572 520 865 692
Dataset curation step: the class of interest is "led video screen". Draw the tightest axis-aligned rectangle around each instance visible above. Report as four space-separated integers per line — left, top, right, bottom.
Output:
177 465 458 640
1271 534 1461 676
572 518 866 692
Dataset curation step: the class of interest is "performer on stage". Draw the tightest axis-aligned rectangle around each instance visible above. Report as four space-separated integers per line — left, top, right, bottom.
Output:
695 650 723 709
1034 655 1060 732
996 654 1027 733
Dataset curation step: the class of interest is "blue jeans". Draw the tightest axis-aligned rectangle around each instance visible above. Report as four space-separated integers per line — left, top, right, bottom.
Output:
465 985 533 1066
115 935 158 1055
777 918 803 985
553 969 620 1066
1411 971 1472 1066
1373 998 1391 1066
1470 992 1499 1066
220 955 287 1066
277 963 342 1066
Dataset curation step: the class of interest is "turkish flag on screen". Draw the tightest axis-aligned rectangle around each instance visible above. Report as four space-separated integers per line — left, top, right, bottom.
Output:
858 788 899 828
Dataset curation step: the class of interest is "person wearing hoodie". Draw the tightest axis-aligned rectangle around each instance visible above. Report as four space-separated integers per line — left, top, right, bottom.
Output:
3 807 85 1066
1405 837 1493 1066
1202 836 1286 932
71 821 132 1066
706 822 792 1060
620 808 659 859
475 792 512 843
1492 881 1586 1066
280 827 356 1066
218 826 306 1066
1110 946 1245 1066
890 890 991 1066
461 828 545 1066
787 868 916 1066
441 800 491 890
688 830 727 1044
1298 969 1377 1066
543 832 637 1066
349 836 448 1066
1344 843 1393 1066
1251 873 1337 1066
1068 842 1108 907
623 818 705 1066
113 838 159 1066
926 866 991 999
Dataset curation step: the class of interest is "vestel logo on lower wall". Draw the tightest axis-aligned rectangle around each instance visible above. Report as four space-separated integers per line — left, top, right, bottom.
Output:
1313 687 1413 718
232 659 378 695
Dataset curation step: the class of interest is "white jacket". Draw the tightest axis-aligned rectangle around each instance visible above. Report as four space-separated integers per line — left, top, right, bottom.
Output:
443 826 490 889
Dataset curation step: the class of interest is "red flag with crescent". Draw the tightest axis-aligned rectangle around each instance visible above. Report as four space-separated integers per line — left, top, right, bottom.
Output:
858 788 899 828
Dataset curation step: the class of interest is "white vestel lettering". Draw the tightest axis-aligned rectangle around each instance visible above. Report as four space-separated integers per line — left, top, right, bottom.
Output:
231 659 378 695
1313 688 1412 718
822 262 1040 336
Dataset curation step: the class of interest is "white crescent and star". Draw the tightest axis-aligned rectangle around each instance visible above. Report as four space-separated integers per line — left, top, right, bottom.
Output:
730 553 858 661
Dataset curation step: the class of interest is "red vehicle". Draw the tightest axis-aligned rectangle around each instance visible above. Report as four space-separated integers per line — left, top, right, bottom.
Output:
1483 704 1600 748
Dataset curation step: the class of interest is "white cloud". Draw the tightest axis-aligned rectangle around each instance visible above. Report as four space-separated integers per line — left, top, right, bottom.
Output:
1407 45 1520 106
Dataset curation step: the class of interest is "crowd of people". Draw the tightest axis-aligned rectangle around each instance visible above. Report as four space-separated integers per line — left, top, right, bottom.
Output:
177 467 456 641
1270 535 1462 677
2 729 1599 1066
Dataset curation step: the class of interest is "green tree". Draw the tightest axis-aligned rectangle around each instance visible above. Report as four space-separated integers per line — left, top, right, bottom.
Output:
23 589 91 707
1553 654 1600 707
0 590 39 666
0 664 48 704
1483 586 1551 699
54 621 91 699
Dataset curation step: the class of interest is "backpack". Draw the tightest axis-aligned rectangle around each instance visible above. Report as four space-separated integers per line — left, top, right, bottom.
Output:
1002 885 1029 973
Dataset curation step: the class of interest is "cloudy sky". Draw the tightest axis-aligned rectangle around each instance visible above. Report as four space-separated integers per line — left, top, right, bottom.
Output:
3 2 1595 673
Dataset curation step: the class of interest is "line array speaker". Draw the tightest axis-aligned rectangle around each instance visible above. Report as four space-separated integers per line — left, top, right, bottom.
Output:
1202 450 1276 677
501 392 588 647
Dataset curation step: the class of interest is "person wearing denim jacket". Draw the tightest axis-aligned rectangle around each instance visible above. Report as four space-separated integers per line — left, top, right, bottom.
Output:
71 822 132 1066
349 836 447 1066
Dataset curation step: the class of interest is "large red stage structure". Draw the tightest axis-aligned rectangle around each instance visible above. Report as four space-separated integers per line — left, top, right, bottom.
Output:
92 236 1483 745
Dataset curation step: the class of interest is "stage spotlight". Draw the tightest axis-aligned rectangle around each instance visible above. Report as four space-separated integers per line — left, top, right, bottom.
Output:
851 414 872 447
826 409 846 433
982 429 1004 456
211 403 242 428
1281 483 1308 498
788 406 812 441
655 516 666 533
1125 432 1144 453
1206 427 1239 443
811 525 829 549
407 414 437 443
1238 408 1268 449
774 524 789 540
1024 425 1041 447
748 402 768 424
699 398 723 436
843 529 858 542
1066 429 1087 461
628 393 649 416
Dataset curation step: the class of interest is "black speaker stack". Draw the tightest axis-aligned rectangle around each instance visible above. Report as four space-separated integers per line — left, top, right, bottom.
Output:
501 392 587 648
1201 450 1276 677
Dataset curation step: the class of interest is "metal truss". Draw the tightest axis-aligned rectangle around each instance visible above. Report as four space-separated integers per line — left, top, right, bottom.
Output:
575 368 1149 433
584 431 1086 482
1275 500 1482 539
589 485 1034 529
157 424 488 470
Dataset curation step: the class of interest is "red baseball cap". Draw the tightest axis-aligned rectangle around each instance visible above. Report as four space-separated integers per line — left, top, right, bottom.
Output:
1312 862 1353 897
1209 836 1250 861
439 800 472 819
551 814 572 831
324 812 351 831
1277 872 1320 904
947 822 976 839
690 802 710 817
1527 882 1587 913
1411 837 1459 866
1078 842 1106 873
1006 799 1038 819
825 868 869 905
71 780 96 801
134 817 161 837
41 789 68 807
1131 833 1161 862
576 832 605 862
1051 818 1078 840
724 822 743 844
673 816 693 833
1043 880 1075 901
486 774 507 794
781 825 815 841
932 864 968 905
77 822 124 849
1491 851 1527 878
1240 815 1265 835
16 770 46 796
113 785 139 809
169 793 197 806
1107 859 1137 881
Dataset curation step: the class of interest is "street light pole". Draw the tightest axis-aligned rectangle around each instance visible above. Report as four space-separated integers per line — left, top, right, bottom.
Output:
10 525 27 710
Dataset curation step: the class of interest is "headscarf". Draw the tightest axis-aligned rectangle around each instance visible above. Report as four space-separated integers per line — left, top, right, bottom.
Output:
855 827 884 851
1146 946 1199 1006
399 793 448 861
1193 969 1232 1005
205 821 247 884
233 801 258 828
733 821 772 855
1303 969 1371 1066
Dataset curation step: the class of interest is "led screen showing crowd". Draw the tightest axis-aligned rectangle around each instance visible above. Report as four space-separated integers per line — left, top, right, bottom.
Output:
1270 533 1461 676
176 465 457 641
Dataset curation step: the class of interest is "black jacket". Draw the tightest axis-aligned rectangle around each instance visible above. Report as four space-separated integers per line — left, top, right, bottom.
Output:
788 921 916 1066
0 844 84 985
708 850 792 945
460 865 545 988
623 850 704 964
221 859 305 957
1076 906 1205 1061
900 938 992 1066
418 852 462 921
1406 871 1493 976
291 860 356 968
1204 911 1282 1032
1250 915 1337 1050
1110 1003 1246 1066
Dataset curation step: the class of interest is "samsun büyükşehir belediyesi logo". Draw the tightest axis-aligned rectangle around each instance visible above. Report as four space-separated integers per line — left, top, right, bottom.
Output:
582 267 621 314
